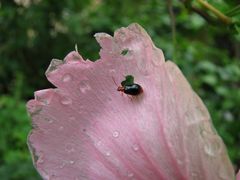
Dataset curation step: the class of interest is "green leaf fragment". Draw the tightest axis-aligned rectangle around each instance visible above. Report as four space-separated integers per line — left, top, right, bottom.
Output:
121 75 134 86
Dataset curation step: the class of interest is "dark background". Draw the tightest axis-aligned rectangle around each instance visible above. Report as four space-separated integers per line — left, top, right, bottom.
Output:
0 0 239 179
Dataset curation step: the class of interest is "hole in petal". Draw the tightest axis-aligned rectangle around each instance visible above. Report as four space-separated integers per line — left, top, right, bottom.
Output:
121 48 129 56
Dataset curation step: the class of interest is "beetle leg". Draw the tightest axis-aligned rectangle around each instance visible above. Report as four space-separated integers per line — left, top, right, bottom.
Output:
127 95 133 101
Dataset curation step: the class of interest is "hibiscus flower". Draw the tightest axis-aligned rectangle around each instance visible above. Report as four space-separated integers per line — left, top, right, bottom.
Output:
27 23 236 180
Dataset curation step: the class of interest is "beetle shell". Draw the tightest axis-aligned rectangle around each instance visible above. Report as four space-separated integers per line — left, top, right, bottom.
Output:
117 84 143 96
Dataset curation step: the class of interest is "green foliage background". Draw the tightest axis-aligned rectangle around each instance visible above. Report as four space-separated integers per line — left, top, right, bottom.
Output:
0 0 239 179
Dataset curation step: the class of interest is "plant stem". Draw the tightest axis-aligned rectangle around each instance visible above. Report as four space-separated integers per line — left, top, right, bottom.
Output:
197 0 232 25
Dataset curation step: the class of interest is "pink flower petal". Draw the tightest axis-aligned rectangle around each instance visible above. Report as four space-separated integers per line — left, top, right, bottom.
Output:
27 23 235 180
237 170 240 180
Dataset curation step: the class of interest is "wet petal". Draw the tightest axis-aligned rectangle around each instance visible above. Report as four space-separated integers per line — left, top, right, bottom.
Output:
27 23 235 180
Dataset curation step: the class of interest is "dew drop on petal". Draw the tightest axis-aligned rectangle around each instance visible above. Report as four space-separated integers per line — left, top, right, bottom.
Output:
204 138 221 157
65 143 75 153
132 144 139 152
62 74 73 82
58 126 64 131
28 104 42 116
112 131 120 138
61 97 72 105
118 31 127 42
40 98 50 105
48 119 53 124
127 172 134 178
59 162 66 169
109 69 116 74
69 160 75 164
96 141 102 146
106 151 111 156
79 80 91 93
38 155 44 164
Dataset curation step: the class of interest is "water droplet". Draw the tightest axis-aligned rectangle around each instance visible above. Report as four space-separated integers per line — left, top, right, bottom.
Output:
65 143 75 153
132 144 139 151
62 74 73 82
59 162 66 169
58 126 64 131
61 97 72 105
106 151 111 156
34 89 54 105
204 138 221 157
96 141 102 146
112 131 120 138
48 119 53 124
28 103 42 116
118 31 127 42
38 156 44 164
109 69 116 74
79 80 91 93
69 160 75 164
199 121 215 137
127 172 134 178
69 116 76 122
40 99 50 105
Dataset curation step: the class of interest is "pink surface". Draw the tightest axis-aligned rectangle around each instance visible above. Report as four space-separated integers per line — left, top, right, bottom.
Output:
27 23 235 180
237 170 240 180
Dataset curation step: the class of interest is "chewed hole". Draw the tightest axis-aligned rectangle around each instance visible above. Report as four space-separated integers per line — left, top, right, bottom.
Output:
121 48 129 56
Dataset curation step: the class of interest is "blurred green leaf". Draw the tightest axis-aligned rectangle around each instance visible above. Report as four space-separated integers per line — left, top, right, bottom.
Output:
226 4 240 17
